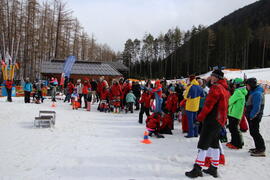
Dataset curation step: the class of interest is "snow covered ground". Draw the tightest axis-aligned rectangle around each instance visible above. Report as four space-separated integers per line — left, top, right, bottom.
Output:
0 95 269 180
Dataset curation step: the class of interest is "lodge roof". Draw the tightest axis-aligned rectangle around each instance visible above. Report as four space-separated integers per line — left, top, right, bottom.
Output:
41 60 122 76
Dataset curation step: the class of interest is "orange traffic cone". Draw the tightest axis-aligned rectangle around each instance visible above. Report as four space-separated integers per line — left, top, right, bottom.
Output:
51 102 56 108
141 131 152 144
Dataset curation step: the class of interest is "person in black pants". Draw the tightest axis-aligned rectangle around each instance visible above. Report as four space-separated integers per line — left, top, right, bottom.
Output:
138 89 151 124
245 78 266 157
132 81 141 110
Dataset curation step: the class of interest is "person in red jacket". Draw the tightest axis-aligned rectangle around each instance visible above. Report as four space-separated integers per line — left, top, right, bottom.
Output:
139 89 151 124
185 69 230 178
5 80 13 102
165 86 179 129
99 86 110 112
64 80 74 103
82 79 91 109
160 113 173 134
110 80 122 113
146 112 164 138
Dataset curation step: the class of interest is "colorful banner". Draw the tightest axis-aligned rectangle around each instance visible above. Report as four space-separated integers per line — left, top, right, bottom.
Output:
63 56 76 78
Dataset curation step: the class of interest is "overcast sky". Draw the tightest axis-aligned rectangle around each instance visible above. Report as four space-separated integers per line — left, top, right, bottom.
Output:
66 0 258 52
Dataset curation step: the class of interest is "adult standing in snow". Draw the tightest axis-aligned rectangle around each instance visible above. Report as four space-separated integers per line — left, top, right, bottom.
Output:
185 69 230 178
245 78 266 157
151 80 163 113
23 77 33 103
184 76 204 138
227 78 247 149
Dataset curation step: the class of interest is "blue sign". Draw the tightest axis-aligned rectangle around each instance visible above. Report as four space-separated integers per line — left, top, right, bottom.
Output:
63 56 76 78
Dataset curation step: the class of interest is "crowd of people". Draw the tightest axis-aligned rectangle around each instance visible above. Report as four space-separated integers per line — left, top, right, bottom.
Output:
2 69 267 178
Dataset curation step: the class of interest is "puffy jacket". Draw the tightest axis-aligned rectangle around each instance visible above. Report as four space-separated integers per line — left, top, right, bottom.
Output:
100 89 109 100
245 86 265 119
228 87 248 120
165 93 179 113
184 79 204 112
111 84 122 97
68 82 75 94
197 79 230 126
23 82 33 92
126 92 136 103
139 92 151 108
82 82 91 94
152 80 162 98
146 113 161 131
160 113 173 130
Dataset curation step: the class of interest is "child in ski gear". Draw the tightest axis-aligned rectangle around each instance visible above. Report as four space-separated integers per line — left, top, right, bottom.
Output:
139 89 151 123
82 80 91 109
245 78 266 157
125 90 136 113
111 80 122 113
185 69 230 178
99 86 110 112
227 78 247 149
76 79 83 108
159 113 173 135
165 86 179 129
146 112 164 138
23 77 33 103
71 89 80 110
49 77 58 102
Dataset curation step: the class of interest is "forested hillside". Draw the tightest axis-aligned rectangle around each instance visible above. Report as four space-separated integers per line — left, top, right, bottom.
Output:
122 0 270 79
0 0 117 80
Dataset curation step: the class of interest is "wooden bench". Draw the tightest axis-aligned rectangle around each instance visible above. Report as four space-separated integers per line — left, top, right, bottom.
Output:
34 110 56 128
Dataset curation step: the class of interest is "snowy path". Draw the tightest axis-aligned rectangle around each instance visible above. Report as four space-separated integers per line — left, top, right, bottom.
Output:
0 97 270 180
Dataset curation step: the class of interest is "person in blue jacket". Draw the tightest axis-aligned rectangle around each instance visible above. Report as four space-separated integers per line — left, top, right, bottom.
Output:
23 77 33 103
245 78 266 157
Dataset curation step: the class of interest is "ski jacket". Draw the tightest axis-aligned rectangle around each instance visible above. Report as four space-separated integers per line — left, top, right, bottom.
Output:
68 82 75 94
197 79 230 126
76 83 83 94
90 81 97 91
165 93 179 113
139 92 151 108
228 87 248 120
82 82 91 94
23 82 33 92
111 84 122 97
160 113 173 130
184 79 204 112
152 80 162 98
132 84 141 97
5 80 13 89
245 86 265 120
100 89 109 100
146 113 161 131
50 79 58 86
126 92 136 103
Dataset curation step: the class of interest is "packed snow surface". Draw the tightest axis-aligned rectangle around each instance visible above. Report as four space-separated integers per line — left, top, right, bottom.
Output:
0 96 269 180
1 68 270 179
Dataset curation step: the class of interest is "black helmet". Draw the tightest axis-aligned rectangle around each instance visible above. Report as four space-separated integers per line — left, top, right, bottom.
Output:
246 78 257 89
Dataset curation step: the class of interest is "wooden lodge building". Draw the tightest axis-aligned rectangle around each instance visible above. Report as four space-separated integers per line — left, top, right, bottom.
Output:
41 60 129 83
